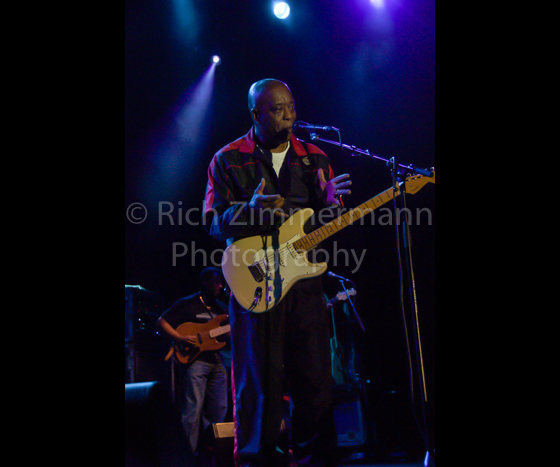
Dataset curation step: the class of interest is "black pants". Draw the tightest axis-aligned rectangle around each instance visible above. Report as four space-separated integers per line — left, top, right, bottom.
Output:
230 277 338 467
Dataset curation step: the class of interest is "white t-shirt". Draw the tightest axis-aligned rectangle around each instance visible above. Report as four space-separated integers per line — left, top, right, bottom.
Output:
272 142 291 177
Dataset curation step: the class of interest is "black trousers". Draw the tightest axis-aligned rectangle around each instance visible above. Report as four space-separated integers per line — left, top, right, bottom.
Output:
230 277 338 467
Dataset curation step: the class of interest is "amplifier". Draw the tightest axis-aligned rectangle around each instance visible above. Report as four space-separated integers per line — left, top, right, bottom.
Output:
125 382 195 467
125 286 165 343
333 390 369 448
125 343 171 394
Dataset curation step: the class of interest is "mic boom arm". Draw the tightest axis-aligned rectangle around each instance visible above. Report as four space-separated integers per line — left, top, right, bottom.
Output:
304 133 434 178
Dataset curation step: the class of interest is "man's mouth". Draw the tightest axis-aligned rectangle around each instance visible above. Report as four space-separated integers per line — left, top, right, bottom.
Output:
276 128 292 140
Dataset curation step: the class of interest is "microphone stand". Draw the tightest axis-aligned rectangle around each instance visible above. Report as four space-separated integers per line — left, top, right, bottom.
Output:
307 133 434 178
310 132 435 466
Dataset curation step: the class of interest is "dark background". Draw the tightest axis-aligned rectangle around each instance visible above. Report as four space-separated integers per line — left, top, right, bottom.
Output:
125 0 435 459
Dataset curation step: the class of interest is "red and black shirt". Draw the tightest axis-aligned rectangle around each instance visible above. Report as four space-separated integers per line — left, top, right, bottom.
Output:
204 128 337 243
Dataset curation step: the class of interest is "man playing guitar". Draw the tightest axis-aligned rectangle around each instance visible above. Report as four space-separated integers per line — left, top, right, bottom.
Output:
157 267 230 460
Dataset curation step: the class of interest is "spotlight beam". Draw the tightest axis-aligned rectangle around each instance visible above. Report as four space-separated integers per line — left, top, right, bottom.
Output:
143 63 217 200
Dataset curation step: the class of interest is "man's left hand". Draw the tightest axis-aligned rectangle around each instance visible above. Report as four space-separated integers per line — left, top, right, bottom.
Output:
318 169 352 207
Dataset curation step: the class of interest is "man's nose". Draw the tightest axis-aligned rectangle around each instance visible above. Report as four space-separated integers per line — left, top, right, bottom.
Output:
284 108 296 121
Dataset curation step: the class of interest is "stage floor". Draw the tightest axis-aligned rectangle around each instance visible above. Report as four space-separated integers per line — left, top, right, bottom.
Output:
340 464 422 467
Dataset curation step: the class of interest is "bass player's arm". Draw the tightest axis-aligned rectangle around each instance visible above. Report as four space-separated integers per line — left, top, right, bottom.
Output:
157 317 196 345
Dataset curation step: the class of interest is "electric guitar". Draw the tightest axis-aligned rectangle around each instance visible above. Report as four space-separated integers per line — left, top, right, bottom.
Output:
328 289 357 308
329 289 357 385
165 315 231 365
222 171 435 313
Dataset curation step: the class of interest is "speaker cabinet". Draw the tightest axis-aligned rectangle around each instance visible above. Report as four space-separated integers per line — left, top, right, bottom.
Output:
333 390 369 448
125 286 170 393
125 382 196 467
125 344 170 386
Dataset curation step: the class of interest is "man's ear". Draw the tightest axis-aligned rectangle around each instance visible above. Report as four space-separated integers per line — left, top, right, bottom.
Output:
251 108 259 124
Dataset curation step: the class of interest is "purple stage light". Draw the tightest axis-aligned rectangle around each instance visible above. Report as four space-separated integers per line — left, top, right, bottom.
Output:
143 63 217 200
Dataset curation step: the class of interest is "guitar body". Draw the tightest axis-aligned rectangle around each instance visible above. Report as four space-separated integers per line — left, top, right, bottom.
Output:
222 208 327 313
174 315 230 365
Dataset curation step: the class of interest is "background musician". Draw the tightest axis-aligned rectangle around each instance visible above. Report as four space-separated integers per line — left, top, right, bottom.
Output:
157 267 230 463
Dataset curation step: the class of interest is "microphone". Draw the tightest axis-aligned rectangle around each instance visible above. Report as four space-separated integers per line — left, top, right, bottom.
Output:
294 121 339 132
327 272 353 282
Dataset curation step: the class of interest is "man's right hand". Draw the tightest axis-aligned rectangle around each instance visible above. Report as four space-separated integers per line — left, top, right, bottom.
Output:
249 179 289 219
177 335 198 345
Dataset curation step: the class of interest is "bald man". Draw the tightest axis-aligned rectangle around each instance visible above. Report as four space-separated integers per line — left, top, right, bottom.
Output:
204 79 352 467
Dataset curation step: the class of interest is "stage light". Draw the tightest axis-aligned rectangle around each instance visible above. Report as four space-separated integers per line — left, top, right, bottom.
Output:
212 55 221 65
370 0 386 8
273 2 291 20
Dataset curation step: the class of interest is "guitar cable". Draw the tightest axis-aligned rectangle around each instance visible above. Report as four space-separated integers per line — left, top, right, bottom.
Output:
248 287 263 313
241 235 270 314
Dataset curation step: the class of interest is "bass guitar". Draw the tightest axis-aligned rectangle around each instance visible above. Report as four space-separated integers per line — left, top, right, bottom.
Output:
222 171 435 313
329 289 357 386
165 315 231 365
328 289 357 308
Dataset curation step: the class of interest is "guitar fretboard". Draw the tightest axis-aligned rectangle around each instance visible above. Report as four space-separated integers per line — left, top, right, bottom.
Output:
209 325 231 339
294 184 401 253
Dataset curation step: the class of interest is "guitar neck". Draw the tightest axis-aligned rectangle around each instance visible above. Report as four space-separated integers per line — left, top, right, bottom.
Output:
328 297 340 307
294 184 401 253
208 325 231 339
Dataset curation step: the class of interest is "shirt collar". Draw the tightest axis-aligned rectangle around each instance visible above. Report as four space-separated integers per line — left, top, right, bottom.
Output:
241 127 309 158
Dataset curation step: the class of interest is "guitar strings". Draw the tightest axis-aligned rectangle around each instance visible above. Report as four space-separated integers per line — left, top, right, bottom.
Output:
262 245 291 271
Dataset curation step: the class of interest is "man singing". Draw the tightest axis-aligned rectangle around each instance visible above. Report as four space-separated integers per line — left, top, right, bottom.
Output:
204 79 352 467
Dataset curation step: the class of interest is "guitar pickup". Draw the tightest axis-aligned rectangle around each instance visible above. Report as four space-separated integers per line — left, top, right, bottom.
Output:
248 262 265 283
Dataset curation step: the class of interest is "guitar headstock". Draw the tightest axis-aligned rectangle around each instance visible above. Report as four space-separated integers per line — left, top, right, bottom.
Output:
404 169 436 195
336 289 357 301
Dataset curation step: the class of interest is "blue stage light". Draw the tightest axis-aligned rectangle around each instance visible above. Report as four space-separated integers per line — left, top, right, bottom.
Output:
212 55 221 65
273 2 291 20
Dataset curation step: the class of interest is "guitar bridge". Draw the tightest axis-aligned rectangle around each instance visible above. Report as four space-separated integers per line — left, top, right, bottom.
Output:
248 262 265 283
